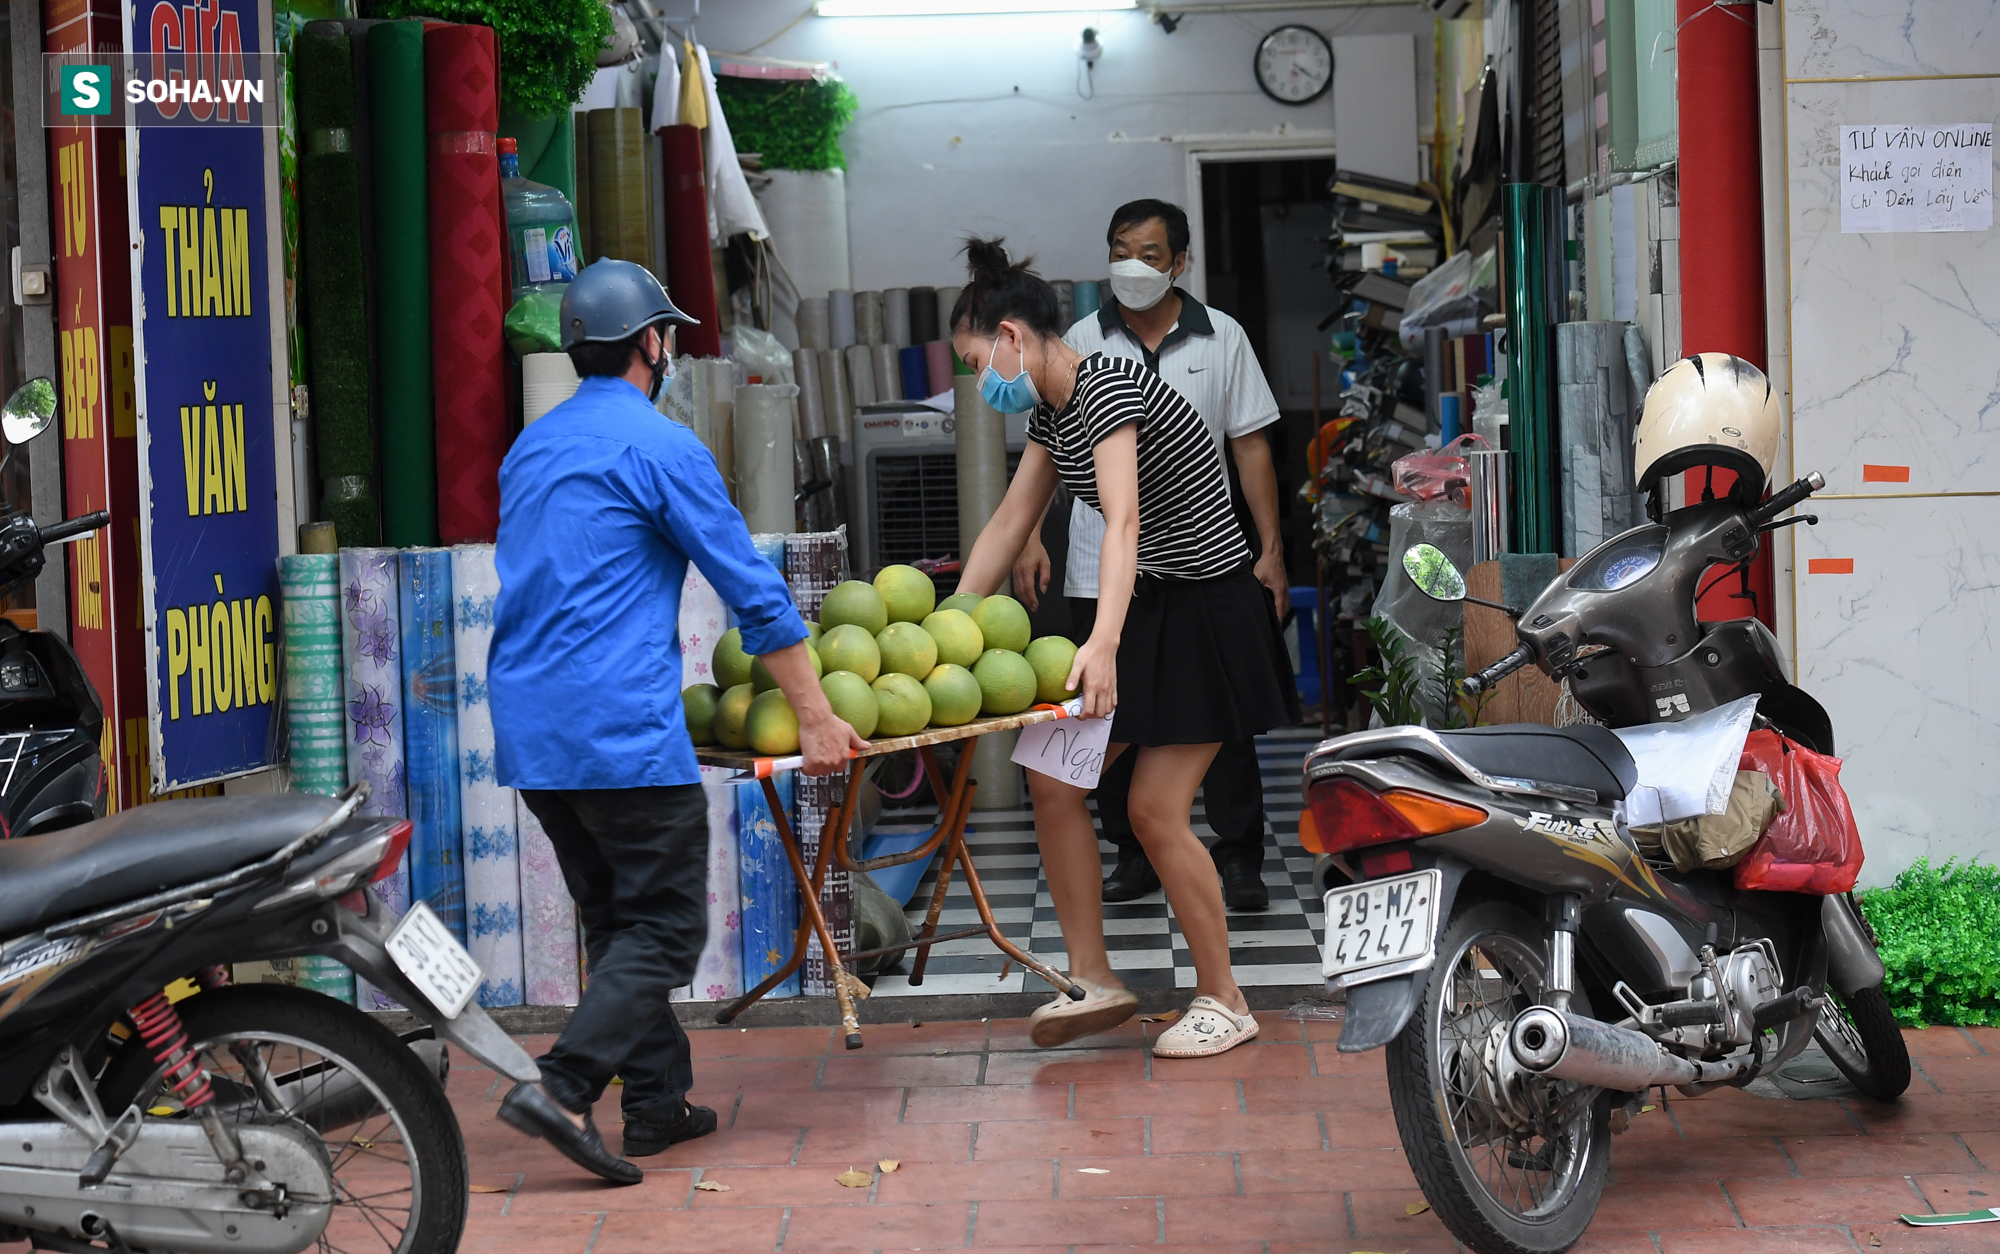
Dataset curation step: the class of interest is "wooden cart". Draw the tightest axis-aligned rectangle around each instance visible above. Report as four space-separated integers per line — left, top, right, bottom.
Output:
696 711 1088 1049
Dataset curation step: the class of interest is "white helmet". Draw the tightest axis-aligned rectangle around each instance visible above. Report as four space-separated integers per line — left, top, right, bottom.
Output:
1633 352 1780 500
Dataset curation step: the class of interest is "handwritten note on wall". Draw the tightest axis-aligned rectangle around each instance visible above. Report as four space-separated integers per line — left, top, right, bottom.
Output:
1841 124 1993 234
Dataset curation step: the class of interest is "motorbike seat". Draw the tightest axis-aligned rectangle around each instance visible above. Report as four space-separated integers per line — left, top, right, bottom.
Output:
1332 723 1638 802
0 794 340 938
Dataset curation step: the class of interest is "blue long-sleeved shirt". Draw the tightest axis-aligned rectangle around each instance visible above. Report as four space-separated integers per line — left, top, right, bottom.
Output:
489 375 806 790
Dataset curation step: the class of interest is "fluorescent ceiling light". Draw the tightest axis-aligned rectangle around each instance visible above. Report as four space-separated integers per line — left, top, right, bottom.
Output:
816 0 1137 15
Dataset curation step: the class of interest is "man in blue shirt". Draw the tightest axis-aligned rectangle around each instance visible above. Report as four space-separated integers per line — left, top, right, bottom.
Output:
489 261 864 1184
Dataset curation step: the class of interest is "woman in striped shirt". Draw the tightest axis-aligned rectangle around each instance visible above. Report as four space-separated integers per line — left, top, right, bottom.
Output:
951 239 1297 1058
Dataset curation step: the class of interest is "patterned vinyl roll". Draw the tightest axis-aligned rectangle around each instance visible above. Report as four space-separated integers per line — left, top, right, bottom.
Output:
737 771 797 998
279 554 356 1003
676 767 743 1002
452 544 523 1007
398 548 465 939
338 548 409 1012
516 793 580 1006
785 531 851 996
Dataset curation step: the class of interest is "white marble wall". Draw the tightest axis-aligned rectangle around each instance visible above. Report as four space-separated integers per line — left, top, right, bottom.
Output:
1781 0 2000 882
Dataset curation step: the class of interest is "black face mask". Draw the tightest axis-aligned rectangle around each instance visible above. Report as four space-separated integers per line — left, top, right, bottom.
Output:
642 329 672 402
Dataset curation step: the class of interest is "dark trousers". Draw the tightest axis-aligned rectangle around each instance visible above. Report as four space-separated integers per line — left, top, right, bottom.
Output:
519 784 709 1125
1067 597 1270 870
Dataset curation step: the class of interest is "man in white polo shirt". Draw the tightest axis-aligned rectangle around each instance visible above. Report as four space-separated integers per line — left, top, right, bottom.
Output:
1012 198 1291 911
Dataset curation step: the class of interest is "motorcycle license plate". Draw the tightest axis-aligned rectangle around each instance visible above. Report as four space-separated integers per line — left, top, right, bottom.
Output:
386 902 482 1019
1320 870 1440 981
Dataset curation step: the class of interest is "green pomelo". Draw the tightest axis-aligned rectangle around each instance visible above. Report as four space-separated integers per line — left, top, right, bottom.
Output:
871 672 933 737
821 670 879 739
923 664 983 727
805 621 823 646
970 595 1032 654
1023 636 1080 704
681 683 721 745
751 643 822 693
973 648 1038 716
817 623 882 683
920 609 984 668
712 628 753 689
745 689 801 756
820 580 888 635
874 563 937 624
937 592 984 616
876 621 939 679
713 683 756 749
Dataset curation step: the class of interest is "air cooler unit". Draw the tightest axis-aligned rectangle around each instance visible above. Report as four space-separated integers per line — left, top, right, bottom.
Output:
847 401 1028 580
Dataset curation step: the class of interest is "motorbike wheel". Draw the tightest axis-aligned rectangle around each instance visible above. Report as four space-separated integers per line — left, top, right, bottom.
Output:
98 983 468 1254
1814 985 1911 1102
1386 900 1610 1254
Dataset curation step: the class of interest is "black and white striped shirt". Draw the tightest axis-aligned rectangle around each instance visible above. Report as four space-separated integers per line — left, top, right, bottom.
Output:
1028 353 1250 581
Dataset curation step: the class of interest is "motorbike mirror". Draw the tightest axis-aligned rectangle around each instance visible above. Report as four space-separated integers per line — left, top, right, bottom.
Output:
1 378 57 446
1403 544 1467 602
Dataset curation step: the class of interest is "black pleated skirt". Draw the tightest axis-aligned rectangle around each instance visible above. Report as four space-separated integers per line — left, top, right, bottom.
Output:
1109 565 1302 747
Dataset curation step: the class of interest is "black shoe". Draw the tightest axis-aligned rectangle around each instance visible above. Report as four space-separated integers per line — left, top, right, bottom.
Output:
622 1102 719 1157
1101 851 1160 902
498 1082 643 1186
1220 860 1269 912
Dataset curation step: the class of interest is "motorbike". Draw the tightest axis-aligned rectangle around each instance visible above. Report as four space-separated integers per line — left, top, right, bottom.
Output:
0 378 542 1254
1303 468 1909 1254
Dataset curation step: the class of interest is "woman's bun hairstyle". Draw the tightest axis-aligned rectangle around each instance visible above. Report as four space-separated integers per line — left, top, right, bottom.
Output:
950 235 1063 340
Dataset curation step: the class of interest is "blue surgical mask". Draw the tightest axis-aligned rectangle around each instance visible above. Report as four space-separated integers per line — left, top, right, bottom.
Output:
978 335 1042 414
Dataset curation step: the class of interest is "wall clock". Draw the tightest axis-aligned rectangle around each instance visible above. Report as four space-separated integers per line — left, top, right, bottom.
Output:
1255 25 1334 106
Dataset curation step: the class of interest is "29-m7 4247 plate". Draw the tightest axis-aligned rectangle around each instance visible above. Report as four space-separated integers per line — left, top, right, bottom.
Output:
1320 869 1440 982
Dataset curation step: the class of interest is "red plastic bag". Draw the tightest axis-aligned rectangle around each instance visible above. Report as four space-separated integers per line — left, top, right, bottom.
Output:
1732 729 1864 894
1390 434 1486 504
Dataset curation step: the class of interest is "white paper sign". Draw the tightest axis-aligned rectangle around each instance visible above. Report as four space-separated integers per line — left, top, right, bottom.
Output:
1011 700 1114 789
1841 123 1993 234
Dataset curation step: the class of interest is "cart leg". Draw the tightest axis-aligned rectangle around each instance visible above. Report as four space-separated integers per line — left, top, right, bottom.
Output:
906 779 972 986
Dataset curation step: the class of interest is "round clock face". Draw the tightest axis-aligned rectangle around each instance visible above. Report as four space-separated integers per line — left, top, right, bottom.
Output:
1255 25 1333 105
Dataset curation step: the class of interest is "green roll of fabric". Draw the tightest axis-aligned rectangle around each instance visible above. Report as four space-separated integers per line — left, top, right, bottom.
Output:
1503 183 1558 555
527 112 576 214
298 24 380 546
500 107 559 174
572 111 592 261
369 20 435 547
280 552 355 1003
586 107 648 265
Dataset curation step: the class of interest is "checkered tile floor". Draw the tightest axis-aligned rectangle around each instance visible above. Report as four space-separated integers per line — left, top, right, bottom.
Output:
869 728 1327 998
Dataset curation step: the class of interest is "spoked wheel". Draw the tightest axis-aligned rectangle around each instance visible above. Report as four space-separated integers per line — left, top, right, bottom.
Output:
1386 901 1610 1254
99 984 468 1254
1814 984 1911 1102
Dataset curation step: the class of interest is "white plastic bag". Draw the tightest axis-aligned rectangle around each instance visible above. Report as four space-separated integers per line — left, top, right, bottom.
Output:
1612 694 1761 827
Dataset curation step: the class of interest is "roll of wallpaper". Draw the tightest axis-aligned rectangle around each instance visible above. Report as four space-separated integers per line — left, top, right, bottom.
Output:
399 547 465 940
516 794 580 1006
815 347 851 445
797 296 830 351
298 26 380 548
883 287 911 349
1072 280 1102 321
683 767 742 1001
935 285 962 340
369 21 436 548
586 107 648 265
707 360 737 491
734 384 799 533
873 343 903 402
522 352 580 424
906 287 938 350
759 169 851 300
924 341 953 398
793 348 826 441
854 290 884 346
338 546 407 1012
425 24 507 545
280 554 356 1003
452 545 524 1007
828 289 855 349
845 344 877 409
659 125 720 358
786 529 854 994
737 756 797 998
679 562 725 687
1052 280 1075 331
899 345 930 402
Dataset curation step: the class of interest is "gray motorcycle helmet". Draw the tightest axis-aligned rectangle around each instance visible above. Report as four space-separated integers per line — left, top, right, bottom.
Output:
559 258 698 350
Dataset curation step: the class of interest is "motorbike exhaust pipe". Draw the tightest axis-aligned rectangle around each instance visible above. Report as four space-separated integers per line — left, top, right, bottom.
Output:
1509 1007 1749 1091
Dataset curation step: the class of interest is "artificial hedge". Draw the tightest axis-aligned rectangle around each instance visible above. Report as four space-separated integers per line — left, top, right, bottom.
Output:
1858 858 2000 1027
714 76 858 171
362 0 610 116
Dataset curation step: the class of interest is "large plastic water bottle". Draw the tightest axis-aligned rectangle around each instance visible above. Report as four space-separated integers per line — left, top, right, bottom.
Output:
498 137 579 296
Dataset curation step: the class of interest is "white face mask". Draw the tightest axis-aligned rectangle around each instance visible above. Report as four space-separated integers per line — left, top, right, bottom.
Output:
1108 257 1174 311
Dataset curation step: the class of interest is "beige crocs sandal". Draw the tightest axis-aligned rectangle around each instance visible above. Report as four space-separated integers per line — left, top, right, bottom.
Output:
1151 995 1259 1058
1028 976 1140 1047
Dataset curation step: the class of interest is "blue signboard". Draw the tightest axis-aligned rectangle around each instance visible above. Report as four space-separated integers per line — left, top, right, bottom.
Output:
124 1 284 790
